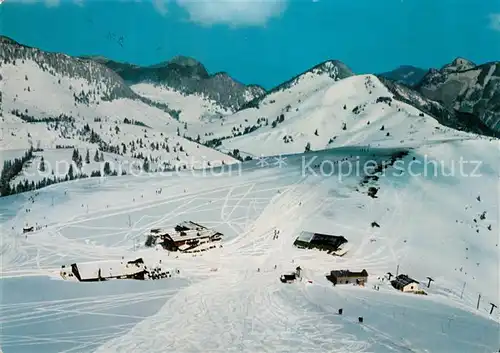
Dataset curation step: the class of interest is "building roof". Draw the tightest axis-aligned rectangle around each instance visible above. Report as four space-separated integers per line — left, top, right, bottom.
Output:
296 231 315 243
146 221 221 243
70 259 145 280
295 231 348 250
309 233 347 249
331 269 368 278
177 244 192 251
175 221 207 232
168 228 221 242
146 227 172 237
391 274 419 289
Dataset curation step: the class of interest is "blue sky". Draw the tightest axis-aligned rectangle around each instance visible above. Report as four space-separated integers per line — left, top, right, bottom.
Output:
1 0 499 89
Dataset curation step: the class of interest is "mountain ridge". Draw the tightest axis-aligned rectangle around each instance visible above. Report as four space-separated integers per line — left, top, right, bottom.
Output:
416 59 500 132
2 35 499 152
81 54 266 111
239 59 354 111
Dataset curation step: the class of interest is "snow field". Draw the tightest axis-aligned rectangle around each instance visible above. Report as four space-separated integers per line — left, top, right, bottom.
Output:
1 140 498 352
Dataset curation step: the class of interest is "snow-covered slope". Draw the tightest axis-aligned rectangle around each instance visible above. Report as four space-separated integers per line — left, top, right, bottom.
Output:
0 139 498 353
188 73 480 157
0 37 238 195
130 83 232 122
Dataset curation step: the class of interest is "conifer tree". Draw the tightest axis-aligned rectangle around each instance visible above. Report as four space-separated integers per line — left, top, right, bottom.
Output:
39 156 46 172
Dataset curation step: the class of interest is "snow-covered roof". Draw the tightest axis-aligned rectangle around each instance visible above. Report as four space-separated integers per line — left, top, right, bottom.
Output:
71 259 145 280
169 228 220 242
392 274 419 289
147 227 172 236
296 231 315 243
146 222 221 243
177 244 192 251
176 220 207 231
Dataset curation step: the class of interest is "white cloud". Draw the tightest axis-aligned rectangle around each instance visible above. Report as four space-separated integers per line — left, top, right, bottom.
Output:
489 13 500 31
174 0 288 27
10 0 287 26
9 0 60 6
153 0 168 15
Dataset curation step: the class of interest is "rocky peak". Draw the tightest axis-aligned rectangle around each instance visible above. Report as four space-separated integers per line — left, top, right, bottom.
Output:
148 55 210 80
417 59 500 132
168 55 203 68
378 65 428 87
311 60 354 80
442 57 476 73
276 60 353 91
238 60 353 111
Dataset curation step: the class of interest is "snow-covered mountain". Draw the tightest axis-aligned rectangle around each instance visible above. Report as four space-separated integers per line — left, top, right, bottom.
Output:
379 76 499 138
186 65 480 158
0 36 238 195
86 54 266 120
416 58 500 132
378 65 427 87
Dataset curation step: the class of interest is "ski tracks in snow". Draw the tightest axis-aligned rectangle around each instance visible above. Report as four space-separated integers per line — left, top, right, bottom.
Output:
94 179 370 353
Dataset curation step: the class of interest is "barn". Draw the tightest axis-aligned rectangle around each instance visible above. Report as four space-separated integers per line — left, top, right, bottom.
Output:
391 274 420 293
293 231 348 255
60 258 147 282
327 269 369 286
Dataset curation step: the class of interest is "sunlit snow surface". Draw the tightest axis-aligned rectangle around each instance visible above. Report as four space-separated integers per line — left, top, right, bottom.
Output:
1 143 499 353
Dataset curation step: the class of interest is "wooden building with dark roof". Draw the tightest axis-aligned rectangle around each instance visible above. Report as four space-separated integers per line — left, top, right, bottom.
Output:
327 269 368 286
391 274 420 292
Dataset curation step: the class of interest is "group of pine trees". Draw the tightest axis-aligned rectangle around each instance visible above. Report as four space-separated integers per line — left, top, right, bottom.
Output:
71 148 84 168
271 114 285 128
71 147 105 167
0 147 34 196
14 173 91 195
0 146 125 197
10 109 74 124
123 118 148 127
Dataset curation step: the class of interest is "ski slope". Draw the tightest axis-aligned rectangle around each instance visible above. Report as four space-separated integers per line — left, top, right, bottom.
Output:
1 59 238 181
130 83 232 122
0 139 498 353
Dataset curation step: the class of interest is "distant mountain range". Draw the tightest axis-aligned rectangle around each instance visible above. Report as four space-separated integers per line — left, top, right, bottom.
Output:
1 34 499 197
1 34 499 138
